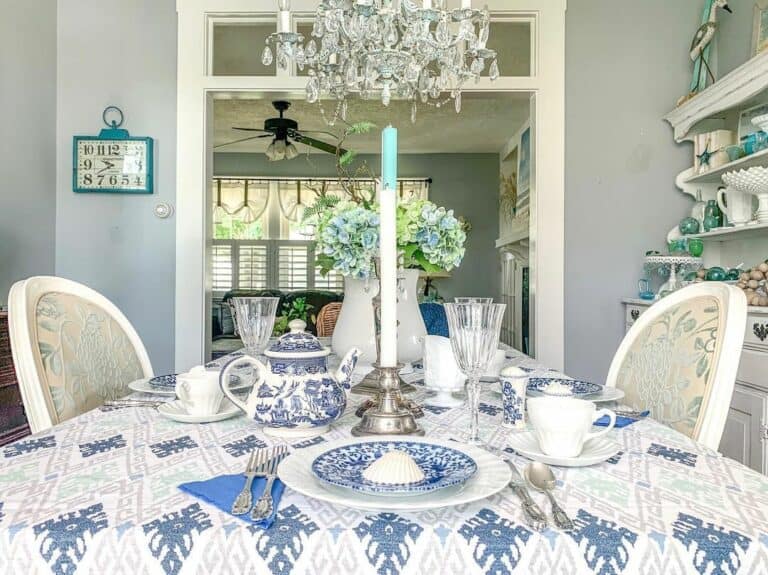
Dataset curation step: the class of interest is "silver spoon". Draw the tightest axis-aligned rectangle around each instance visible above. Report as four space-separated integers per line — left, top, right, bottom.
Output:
524 462 574 531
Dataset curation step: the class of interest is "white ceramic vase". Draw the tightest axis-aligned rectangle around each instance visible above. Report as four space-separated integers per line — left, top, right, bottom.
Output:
332 268 427 366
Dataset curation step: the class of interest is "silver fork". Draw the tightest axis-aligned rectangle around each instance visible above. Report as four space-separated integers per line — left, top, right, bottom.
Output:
231 449 265 515
251 445 289 521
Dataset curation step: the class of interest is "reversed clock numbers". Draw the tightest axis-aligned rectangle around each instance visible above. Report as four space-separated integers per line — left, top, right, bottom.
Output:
75 138 150 192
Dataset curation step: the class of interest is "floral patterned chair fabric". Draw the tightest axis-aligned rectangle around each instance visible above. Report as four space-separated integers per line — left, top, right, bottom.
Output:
606 283 747 451
614 296 719 438
35 293 145 423
9 277 154 433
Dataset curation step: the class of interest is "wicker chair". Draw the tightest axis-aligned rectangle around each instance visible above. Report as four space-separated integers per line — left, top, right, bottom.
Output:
316 302 343 338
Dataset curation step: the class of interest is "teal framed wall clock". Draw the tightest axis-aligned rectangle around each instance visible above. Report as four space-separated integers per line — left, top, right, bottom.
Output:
73 106 154 194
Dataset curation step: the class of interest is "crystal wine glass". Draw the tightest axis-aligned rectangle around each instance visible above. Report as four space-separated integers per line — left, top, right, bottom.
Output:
230 297 280 354
444 302 506 446
454 297 494 304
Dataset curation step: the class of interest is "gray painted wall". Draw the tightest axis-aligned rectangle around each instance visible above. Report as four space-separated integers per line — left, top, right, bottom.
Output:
0 1 57 303
215 152 500 301
717 0 756 77
564 0 694 383
55 0 177 373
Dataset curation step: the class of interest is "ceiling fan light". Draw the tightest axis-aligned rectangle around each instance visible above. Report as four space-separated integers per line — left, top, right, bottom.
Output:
285 142 299 160
275 139 287 159
266 141 279 161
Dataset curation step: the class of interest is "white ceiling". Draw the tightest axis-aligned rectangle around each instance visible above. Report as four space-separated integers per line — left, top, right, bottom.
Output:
213 93 531 155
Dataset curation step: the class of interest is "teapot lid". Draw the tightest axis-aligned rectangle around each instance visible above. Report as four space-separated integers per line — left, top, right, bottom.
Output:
265 319 329 358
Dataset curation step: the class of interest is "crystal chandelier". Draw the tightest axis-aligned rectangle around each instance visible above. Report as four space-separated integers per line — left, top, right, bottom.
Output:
262 0 499 122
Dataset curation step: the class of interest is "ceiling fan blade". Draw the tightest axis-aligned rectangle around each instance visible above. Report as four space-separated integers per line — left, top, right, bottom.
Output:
293 133 347 156
232 127 273 133
214 135 268 149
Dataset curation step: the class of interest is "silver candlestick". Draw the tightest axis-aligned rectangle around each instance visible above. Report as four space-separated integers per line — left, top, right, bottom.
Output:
351 260 423 437
350 262 416 396
351 363 425 437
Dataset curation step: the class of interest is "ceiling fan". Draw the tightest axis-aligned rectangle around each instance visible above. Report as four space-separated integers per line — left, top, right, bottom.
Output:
217 100 346 161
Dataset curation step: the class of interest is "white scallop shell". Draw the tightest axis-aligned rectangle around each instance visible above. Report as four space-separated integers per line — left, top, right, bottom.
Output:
362 450 426 485
542 381 574 396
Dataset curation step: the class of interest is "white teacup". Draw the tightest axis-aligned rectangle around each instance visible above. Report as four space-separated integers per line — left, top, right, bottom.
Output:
423 335 466 407
482 349 507 379
175 366 224 416
527 396 616 458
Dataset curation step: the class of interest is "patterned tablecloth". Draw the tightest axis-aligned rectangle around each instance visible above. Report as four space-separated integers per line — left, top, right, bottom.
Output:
1 350 768 575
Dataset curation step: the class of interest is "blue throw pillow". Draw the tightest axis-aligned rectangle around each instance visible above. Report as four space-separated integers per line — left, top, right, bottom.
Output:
419 303 449 337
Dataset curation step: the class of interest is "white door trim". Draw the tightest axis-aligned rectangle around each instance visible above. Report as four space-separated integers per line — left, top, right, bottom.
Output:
175 0 566 371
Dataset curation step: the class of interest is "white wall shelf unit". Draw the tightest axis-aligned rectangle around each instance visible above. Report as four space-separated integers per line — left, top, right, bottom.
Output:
664 51 768 142
684 148 768 185
688 222 768 242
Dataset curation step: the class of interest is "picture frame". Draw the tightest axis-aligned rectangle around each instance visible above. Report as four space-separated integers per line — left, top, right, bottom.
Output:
752 2 768 56
517 123 531 197
738 102 768 142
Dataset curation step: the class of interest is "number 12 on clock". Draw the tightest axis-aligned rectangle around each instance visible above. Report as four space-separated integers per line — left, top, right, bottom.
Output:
73 136 154 194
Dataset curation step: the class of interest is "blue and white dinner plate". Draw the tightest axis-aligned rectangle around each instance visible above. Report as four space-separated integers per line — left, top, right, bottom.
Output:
311 440 478 496
148 373 241 390
527 377 602 396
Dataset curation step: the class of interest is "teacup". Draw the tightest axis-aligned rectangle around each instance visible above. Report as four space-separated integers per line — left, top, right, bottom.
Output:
423 335 465 407
175 366 224 416
527 396 616 458
482 349 507 379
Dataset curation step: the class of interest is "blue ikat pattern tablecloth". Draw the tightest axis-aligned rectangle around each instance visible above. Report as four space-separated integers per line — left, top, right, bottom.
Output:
1 349 767 574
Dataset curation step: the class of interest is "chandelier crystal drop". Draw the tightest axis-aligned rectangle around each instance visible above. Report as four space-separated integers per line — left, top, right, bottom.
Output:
262 0 499 122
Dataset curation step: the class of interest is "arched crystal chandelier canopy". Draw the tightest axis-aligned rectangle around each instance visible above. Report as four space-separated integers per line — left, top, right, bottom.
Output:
262 0 499 122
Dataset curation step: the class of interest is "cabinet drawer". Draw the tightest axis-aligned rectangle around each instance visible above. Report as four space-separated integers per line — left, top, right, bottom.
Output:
736 347 767 390
625 305 647 325
746 313 768 351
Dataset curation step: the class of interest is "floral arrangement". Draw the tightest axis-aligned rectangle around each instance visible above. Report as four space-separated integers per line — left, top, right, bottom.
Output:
311 198 467 279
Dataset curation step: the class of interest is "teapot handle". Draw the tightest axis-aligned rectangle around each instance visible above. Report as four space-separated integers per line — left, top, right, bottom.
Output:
219 355 267 414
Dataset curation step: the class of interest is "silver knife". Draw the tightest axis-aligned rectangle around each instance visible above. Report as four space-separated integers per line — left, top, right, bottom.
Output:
506 458 548 531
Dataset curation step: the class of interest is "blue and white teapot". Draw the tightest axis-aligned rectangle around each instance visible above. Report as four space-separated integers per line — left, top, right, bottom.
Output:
220 319 360 438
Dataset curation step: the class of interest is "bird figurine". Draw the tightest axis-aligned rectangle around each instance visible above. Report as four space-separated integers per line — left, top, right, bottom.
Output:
679 0 732 105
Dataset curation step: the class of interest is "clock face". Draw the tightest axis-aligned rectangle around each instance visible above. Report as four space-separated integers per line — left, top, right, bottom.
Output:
74 138 152 193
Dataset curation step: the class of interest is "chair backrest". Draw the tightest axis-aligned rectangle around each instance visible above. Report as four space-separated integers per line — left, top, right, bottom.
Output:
605 283 746 450
316 302 343 338
8 276 153 433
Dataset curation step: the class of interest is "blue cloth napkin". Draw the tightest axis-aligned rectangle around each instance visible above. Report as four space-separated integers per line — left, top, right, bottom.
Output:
179 473 285 529
593 411 650 428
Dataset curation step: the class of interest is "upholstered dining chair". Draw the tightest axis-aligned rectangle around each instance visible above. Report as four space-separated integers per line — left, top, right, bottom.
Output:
605 282 747 451
8 276 153 433
316 302 343 338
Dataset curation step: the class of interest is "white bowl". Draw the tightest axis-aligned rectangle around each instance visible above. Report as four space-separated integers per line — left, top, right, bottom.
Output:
751 113 768 133
722 167 768 196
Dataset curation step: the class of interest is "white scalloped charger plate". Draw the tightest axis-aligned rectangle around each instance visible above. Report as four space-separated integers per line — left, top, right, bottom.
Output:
278 436 511 512
506 431 621 468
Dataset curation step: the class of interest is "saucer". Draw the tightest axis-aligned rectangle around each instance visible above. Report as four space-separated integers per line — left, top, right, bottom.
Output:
506 431 621 467
585 387 625 403
157 399 241 423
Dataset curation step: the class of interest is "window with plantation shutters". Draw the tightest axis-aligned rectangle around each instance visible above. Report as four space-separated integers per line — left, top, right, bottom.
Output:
211 244 233 292
209 177 428 295
237 243 269 290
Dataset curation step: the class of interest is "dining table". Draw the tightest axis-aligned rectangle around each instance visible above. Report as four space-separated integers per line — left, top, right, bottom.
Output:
1 347 767 575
